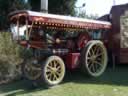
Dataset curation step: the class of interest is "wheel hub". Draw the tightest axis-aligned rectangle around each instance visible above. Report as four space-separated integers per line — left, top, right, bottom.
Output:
51 68 58 73
90 55 97 63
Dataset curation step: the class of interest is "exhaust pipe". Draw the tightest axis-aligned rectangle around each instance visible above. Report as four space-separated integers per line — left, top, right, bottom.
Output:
41 0 48 13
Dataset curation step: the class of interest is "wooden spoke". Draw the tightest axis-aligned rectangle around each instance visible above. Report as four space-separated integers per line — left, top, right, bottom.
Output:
88 51 92 56
96 57 102 61
91 64 96 73
53 73 58 80
96 47 101 55
56 65 61 70
94 61 102 67
46 68 51 73
90 48 95 55
47 74 51 79
47 73 53 80
94 46 98 54
87 56 91 60
56 71 61 76
53 60 56 67
96 52 103 57
88 63 93 69
47 66 53 70
31 66 41 71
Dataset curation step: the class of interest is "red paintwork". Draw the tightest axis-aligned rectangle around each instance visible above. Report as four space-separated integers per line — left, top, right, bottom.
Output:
77 33 91 49
66 53 80 69
20 41 47 49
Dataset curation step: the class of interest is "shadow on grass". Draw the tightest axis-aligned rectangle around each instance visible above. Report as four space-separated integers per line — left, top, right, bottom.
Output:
64 64 128 86
0 79 50 96
1 64 128 96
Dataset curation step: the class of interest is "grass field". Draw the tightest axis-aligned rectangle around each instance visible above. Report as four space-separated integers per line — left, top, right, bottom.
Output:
0 65 128 96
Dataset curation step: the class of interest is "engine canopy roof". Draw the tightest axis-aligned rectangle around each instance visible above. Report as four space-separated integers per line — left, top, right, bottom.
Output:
9 10 111 30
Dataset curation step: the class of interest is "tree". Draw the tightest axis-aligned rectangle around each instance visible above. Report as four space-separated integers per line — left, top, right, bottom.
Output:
28 0 77 16
77 10 99 19
48 0 77 16
0 0 30 30
28 0 40 11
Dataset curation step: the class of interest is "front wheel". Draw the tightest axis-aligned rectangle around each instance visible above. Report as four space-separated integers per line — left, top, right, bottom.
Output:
22 58 42 81
80 40 108 77
42 56 65 86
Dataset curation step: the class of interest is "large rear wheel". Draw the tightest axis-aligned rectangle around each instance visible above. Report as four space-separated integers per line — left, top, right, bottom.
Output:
81 41 108 77
42 56 65 86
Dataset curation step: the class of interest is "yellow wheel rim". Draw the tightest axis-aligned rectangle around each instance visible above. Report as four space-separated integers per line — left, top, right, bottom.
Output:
44 56 65 85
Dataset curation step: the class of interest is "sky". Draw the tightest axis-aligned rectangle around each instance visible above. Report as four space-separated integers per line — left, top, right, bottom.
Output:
76 0 128 16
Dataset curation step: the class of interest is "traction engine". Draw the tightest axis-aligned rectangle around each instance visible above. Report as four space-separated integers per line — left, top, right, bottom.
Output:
9 10 111 87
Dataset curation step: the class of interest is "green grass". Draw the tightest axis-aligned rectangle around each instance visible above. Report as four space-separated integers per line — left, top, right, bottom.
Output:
1 65 128 96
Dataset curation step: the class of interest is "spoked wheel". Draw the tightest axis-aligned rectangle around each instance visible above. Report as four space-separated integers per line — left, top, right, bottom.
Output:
22 59 42 81
42 56 65 86
81 41 108 77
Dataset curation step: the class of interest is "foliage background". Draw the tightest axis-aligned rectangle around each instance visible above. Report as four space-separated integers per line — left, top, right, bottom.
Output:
0 32 33 84
29 0 77 16
0 0 30 30
0 32 23 84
